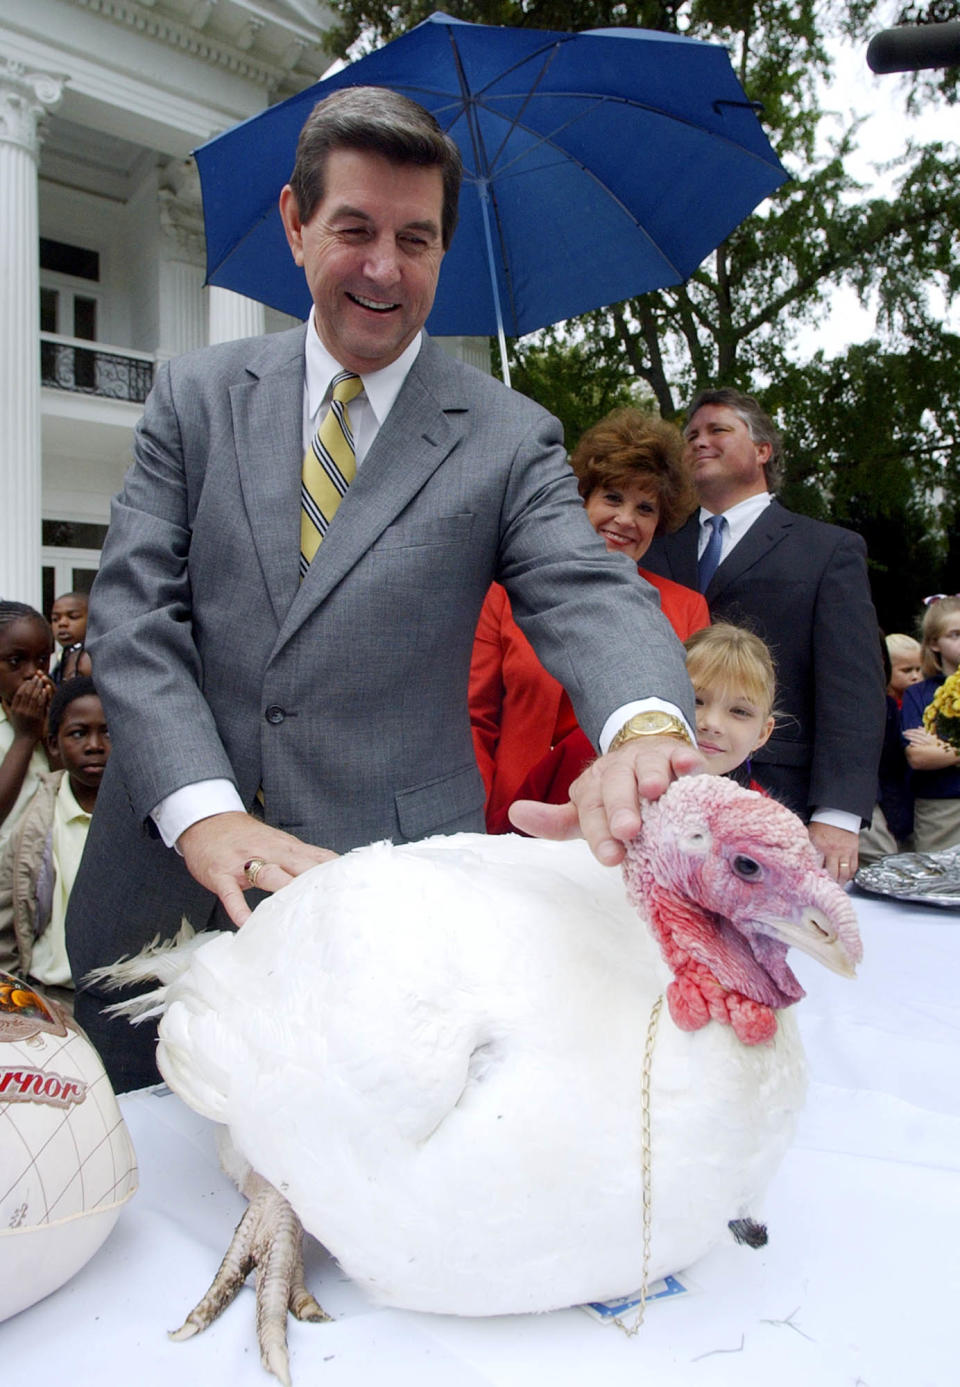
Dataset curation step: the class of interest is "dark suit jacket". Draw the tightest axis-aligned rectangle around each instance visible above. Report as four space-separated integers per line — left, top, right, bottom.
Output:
67 329 693 1089
643 500 885 821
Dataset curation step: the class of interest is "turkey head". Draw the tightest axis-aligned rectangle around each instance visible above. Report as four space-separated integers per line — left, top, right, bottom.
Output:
623 775 862 1045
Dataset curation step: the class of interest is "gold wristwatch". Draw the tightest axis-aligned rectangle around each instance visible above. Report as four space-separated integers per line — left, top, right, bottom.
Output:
609 710 693 752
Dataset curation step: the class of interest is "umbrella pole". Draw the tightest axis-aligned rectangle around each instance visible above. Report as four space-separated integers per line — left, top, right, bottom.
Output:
478 180 511 388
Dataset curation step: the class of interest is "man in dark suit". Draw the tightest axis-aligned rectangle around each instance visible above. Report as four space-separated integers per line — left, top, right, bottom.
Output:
643 387 885 883
67 87 701 1089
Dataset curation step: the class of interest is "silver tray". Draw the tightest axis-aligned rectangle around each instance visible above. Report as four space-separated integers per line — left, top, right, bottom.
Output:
855 845 960 908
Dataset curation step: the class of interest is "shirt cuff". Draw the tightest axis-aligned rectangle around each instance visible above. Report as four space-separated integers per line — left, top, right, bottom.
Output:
809 808 862 834
598 700 696 753
151 779 246 850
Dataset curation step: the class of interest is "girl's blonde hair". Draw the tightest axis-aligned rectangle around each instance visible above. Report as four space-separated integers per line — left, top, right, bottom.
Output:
683 623 777 718
886 632 921 662
919 596 960 677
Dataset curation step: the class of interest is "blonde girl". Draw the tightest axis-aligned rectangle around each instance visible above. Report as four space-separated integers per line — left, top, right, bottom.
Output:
683 625 776 788
885 632 922 703
901 596 960 852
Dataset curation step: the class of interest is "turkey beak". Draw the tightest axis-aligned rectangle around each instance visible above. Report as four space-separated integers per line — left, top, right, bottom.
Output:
767 906 860 978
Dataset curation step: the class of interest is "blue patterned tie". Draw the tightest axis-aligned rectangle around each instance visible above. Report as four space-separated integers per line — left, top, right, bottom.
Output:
698 514 726 593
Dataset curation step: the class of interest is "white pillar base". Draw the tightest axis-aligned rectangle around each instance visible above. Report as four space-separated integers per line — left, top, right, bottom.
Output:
208 286 265 344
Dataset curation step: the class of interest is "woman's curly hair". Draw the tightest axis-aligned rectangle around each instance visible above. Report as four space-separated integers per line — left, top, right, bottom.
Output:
569 408 696 535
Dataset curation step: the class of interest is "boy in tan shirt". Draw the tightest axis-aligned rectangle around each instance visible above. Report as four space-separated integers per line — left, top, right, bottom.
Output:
0 676 109 997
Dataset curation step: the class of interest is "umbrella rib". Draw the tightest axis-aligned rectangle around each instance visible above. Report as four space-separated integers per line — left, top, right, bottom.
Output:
478 92 784 180
466 96 685 278
359 75 781 179
204 203 277 280
472 49 568 337
459 94 784 281
446 24 524 338
477 44 566 172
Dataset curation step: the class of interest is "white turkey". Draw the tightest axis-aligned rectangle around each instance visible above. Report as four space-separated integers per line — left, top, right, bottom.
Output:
104 774 861 1384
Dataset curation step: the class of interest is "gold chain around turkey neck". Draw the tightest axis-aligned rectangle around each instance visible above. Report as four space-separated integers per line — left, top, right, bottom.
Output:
613 991 664 1337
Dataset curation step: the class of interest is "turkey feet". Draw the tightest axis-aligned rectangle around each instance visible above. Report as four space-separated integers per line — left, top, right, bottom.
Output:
170 1173 329 1386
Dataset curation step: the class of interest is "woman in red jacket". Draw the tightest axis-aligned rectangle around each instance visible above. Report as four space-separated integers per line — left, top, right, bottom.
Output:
470 408 707 833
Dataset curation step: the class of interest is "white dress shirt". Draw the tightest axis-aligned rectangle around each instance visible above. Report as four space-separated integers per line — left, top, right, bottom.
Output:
301 324 421 463
697 491 772 562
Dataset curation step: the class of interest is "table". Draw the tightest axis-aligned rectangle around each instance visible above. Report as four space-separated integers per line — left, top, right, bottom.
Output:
4 890 957 1386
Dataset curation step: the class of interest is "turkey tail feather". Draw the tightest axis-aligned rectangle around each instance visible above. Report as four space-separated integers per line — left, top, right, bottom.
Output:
84 919 218 1022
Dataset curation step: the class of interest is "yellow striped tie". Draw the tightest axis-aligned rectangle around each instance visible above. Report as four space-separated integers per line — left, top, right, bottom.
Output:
300 371 363 577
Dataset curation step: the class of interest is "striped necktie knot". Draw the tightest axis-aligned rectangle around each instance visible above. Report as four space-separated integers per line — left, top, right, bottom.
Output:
300 372 363 578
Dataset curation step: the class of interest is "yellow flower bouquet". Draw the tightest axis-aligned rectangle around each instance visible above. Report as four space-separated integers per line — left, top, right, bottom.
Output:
923 669 960 749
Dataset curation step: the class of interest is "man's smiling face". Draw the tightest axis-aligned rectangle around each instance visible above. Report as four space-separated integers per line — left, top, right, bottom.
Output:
280 148 446 374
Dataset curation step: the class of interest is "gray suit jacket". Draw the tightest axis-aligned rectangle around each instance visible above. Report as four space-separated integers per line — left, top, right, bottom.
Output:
67 329 692 1087
643 500 885 821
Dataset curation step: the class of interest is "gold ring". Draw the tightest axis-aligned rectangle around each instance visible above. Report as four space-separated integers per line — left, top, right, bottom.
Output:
244 857 267 887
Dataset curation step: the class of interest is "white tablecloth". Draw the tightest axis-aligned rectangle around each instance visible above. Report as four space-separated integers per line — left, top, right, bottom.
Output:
4 890 957 1386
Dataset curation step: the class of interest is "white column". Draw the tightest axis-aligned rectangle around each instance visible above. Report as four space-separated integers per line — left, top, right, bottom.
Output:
0 61 63 608
156 258 207 362
156 179 208 362
208 286 265 343
434 335 493 375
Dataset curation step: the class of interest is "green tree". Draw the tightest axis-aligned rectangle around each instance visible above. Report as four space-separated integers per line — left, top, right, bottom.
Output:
770 329 960 630
325 3 696 58
506 329 650 447
326 1 960 618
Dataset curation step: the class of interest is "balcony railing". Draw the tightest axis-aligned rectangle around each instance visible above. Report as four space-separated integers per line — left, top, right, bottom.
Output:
40 332 155 404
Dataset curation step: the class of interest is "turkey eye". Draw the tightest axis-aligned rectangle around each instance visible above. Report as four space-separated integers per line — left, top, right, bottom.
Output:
732 854 763 881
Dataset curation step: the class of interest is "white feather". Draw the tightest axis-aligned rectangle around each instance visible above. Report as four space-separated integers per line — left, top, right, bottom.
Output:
154 826 818 1315
87 919 219 1022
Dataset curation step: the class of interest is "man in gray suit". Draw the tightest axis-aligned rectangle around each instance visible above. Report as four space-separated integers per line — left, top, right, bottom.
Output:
642 387 885 883
67 88 701 1089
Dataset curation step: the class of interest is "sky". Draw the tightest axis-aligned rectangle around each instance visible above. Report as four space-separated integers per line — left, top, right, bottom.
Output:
796 25 959 359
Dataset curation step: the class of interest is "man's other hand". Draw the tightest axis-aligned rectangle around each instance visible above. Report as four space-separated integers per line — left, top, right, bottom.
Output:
178 812 337 926
508 737 705 865
808 821 859 886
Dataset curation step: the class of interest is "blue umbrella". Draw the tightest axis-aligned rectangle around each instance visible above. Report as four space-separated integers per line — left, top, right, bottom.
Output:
195 13 786 380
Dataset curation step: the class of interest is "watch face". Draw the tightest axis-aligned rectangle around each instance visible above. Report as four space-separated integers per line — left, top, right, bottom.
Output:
612 711 690 751
638 713 670 732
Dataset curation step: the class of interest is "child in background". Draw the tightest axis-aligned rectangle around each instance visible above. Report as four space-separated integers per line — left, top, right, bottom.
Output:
49 592 88 685
901 596 960 852
683 624 776 791
861 631 913 864
885 632 922 706
0 676 110 1000
507 623 776 817
0 601 54 850
59 642 92 681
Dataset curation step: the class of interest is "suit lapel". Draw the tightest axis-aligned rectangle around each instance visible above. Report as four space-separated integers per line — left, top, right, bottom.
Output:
232 328 306 626
706 499 793 600
661 514 699 587
273 338 465 652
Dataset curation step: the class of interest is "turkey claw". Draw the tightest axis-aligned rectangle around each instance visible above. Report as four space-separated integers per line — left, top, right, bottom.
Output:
170 1173 329 1385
